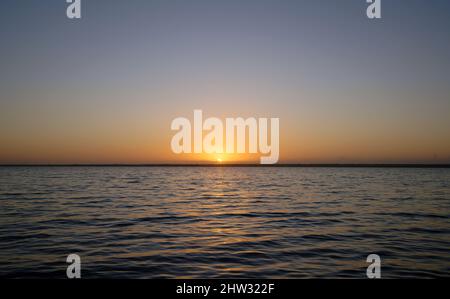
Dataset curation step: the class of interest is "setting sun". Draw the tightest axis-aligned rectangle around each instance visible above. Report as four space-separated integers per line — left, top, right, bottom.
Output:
1 0 449 282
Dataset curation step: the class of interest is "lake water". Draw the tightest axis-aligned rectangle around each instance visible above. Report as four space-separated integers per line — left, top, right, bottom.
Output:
0 166 449 278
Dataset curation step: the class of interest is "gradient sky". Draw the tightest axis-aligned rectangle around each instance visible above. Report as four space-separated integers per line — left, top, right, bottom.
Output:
1 0 449 163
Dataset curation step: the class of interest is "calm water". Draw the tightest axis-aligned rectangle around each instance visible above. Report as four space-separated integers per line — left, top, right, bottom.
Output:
0 166 449 278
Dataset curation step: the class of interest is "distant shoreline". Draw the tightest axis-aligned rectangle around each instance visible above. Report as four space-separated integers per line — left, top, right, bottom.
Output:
1 164 450 168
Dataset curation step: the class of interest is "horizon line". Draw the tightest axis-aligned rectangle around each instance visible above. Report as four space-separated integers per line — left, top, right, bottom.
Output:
1 163 450 168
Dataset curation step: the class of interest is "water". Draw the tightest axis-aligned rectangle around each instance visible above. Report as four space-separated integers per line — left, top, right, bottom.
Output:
0 166 449 278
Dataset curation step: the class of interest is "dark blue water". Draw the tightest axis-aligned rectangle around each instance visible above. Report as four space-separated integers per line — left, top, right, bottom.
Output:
0 167 449 278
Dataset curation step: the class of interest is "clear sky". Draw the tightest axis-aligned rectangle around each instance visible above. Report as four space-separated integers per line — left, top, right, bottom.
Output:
1 0 449 164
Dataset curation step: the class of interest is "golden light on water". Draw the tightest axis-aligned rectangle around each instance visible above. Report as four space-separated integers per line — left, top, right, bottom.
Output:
179 152 264 164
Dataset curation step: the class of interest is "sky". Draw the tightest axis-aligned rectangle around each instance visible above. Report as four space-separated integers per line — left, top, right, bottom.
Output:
0 0 449 164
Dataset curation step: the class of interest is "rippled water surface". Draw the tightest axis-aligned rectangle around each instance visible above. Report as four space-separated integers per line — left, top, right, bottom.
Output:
0 166 449 278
